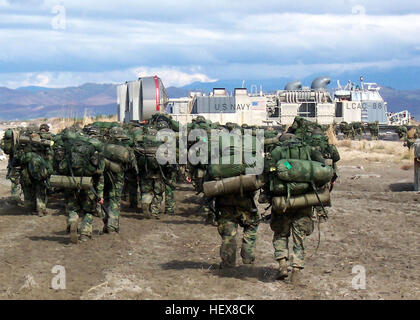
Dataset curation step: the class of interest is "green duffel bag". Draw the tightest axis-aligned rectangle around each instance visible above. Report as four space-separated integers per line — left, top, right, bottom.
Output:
269 175 310 195
208 155 256 179
103 143 129 163
276 159 333 186
270 144 312 162
92 121 120 129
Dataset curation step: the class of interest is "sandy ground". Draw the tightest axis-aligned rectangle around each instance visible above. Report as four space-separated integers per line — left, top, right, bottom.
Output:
0 140 419 300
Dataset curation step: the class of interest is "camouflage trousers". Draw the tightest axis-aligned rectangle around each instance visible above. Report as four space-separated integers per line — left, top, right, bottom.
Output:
21 169 47 214
270 207 314 269
217 205 259 267
8 166 22 202
103 171 124 232
65 189 97 237
369 130 379 140
164 170 177 215
140 173 165 218
123 170 139 208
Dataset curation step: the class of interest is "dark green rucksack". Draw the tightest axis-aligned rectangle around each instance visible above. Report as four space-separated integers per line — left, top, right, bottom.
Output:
59 139 99 177
21 152 50 181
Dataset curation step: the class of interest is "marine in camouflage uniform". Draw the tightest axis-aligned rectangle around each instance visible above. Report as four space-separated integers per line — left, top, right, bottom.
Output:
103 126 137 232
367 121 379 140
309 129 340 222
396 125 408 140
405 127 418 150
55 131 105 242
215 193 259 268
270 129 339 283
270 207 314 281
1 128 23 204
14 128 53 216
351 122 364 140
339 121 354 139
137 123 166 219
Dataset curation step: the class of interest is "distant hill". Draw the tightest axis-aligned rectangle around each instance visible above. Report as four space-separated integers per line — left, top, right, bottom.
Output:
380 86 420 119
0 81 419 121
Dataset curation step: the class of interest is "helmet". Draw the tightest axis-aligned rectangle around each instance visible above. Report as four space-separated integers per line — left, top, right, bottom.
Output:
109 126 129 140
279 133 297 142
39 123 50 132
195 116 206 123
157 121 169 130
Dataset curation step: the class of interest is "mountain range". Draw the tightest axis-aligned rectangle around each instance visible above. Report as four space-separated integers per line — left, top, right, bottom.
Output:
0 81 419 121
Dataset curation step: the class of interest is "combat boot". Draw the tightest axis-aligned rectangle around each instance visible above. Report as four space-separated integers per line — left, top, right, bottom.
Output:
69 221 78 244
142 203 152 219
290 267 304 285
80 234 91 242
277 258 289 280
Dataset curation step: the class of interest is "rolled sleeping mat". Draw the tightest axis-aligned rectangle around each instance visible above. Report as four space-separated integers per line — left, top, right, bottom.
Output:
203 174 265 198
19 136 54 147
264 136 280 145
272 188 331 213
50 175 93 190
269 178 310 196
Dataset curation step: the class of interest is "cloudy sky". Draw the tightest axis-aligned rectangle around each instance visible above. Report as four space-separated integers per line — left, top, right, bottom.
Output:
1 0 420 89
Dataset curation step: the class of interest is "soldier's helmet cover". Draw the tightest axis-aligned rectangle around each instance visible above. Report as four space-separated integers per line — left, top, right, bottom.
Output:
39 123 50 132
157 120 169 130
195 116 206 123
109 126 129 140
279 133 298 142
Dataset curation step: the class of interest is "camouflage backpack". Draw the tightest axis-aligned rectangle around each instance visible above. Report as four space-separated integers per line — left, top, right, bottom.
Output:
21 152 50 181
1 128 15 155
58 138 101 177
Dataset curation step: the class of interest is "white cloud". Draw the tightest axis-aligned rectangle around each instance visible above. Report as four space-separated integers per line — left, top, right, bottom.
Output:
0 66 217 88
1 1 420 88
133 67 217 87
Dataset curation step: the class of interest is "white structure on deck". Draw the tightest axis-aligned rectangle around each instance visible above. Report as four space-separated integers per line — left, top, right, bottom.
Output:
117 76 168 123
117 76 400 126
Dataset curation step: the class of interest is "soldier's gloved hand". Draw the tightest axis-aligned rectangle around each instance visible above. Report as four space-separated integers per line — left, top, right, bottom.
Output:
98 198 104 205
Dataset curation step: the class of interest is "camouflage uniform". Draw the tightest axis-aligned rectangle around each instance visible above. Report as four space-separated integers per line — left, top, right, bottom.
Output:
215 193 259 268
163 165 177 214
396 126 408 140
339 122 354 139
405 127 418 150
270 207 314 269
351 122 364 140
103 126 137 231
1 129 22 203
55 132 105 240
367 121 379 140
15 130 53 215
65 174 104 238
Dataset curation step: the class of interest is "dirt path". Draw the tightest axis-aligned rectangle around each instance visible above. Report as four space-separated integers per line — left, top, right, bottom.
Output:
0 157 419 300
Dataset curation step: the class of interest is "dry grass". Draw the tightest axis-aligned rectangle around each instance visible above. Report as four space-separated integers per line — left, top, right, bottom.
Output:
337 140 352 148
337 140 410 164
326 124 338 145
52 114 117 134
400 149 414 161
